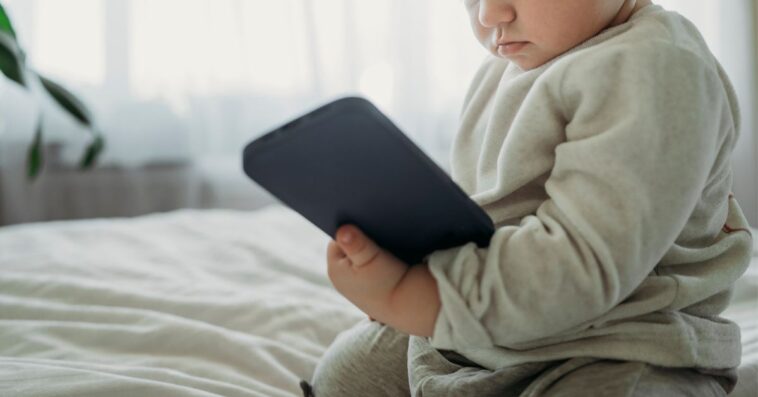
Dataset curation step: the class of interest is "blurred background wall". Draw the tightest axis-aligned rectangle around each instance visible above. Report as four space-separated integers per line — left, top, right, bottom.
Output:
0 0 756 226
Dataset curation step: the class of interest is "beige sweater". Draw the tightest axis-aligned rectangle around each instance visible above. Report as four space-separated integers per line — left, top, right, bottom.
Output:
427 5 753 371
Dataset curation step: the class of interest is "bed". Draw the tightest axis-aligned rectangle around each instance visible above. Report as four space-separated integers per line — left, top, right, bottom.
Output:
0 205 756 396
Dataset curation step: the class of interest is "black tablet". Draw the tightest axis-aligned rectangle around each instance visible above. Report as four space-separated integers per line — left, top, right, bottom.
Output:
242 96 494 265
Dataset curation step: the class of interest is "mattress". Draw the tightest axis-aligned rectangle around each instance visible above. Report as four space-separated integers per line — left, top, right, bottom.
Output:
0 205 755 396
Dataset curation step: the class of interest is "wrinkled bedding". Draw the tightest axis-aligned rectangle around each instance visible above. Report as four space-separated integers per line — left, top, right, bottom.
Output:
0 206 362 396
0 205 755 396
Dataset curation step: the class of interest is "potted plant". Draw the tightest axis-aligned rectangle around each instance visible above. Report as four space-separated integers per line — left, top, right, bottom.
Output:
0 3 104 180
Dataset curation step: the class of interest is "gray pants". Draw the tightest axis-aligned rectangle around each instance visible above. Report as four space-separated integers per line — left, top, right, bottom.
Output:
308 319 730 397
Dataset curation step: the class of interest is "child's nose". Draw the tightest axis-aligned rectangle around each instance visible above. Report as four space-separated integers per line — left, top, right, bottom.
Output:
478 0 516 28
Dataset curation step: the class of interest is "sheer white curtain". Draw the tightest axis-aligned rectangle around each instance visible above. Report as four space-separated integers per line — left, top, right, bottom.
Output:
1 0 756 222
1 0 483 168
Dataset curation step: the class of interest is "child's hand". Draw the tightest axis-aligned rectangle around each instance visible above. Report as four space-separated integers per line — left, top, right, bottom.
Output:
326 224 409 322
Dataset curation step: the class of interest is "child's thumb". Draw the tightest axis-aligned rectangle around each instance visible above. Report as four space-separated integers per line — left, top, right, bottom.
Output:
336 225 381 268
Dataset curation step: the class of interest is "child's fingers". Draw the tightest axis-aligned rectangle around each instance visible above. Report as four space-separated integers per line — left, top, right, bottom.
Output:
326 241 353 286
336 225 382 268
327 240 346 260
326 241 353 272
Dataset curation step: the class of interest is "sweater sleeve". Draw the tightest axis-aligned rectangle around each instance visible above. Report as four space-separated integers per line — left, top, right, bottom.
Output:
427 42 731 350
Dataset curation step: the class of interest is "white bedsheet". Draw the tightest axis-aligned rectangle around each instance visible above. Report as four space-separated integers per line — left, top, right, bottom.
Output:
723 244 758 397
0 206 363 396
0 205 756 396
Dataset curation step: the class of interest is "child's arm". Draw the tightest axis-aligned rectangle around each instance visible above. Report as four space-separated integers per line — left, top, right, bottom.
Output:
420 43 750 352
327 224 441 336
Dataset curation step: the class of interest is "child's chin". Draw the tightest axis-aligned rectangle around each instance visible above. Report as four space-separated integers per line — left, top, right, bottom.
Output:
508 55 555 71
494 55 540 70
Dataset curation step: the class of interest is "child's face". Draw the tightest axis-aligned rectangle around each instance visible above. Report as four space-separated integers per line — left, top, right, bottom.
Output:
464 0 648 70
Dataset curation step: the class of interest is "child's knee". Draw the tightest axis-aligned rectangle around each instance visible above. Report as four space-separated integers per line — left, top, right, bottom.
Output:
311 319 410 396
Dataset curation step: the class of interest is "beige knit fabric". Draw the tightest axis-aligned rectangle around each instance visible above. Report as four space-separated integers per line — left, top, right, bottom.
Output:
426 5 753 372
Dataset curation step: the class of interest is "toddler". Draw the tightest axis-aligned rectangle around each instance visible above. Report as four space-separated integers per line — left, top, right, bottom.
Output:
304 1 753 396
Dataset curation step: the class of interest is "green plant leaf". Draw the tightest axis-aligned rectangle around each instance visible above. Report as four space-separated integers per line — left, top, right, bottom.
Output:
0 31 24 86
27 119 44 181
0 4 16 38
39 74 92 126
80 132 105 169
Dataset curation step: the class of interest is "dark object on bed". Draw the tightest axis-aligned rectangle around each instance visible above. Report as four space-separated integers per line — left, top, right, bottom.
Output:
243 96 494 265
